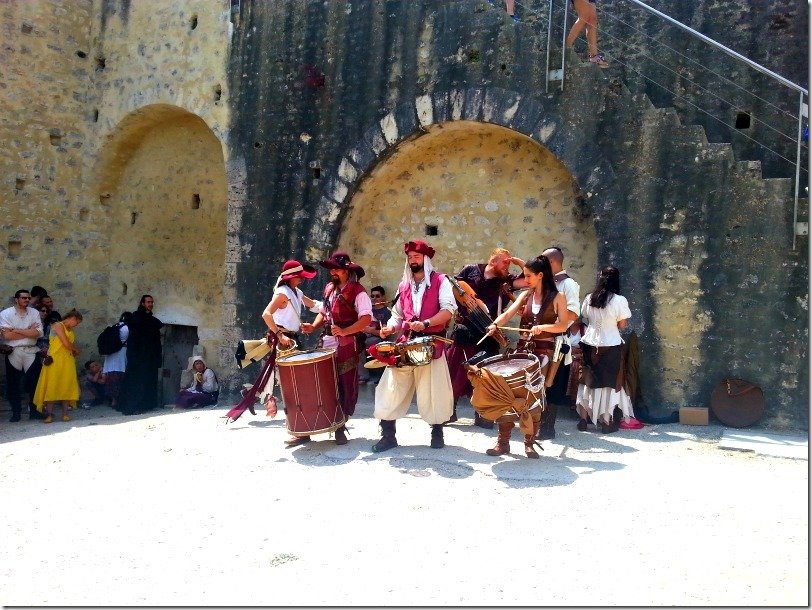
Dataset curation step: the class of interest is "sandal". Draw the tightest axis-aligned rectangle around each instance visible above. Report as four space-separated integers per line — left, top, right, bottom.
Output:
284 435 311 448
43 415 53 424
589 53 609 68
62 414 71 422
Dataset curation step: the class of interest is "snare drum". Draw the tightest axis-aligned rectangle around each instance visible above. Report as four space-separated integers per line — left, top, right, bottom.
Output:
401 336 435 367
475 353 549 423
276 349 345 437
478 352 547 398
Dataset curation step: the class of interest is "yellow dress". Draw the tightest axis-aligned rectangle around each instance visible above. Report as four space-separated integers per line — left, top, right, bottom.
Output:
33 322 80 409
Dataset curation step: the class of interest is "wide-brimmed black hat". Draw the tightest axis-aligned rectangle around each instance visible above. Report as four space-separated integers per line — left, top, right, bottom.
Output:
319 251 365 279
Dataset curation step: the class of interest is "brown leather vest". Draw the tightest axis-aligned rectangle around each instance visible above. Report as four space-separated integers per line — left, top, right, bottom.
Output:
517 290 559 351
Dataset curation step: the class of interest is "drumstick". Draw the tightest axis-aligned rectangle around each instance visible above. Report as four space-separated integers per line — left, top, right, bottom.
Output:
475 325 531 345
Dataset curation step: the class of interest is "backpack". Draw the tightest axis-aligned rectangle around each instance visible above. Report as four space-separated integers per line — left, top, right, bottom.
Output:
97 323 125 355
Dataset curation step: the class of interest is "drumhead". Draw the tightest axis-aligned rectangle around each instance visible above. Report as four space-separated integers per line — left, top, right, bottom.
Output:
481 354 537 375
277 349 336 365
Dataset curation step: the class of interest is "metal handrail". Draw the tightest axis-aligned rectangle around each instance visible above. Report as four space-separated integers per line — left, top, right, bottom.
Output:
626 0 808 96
535 0 808 248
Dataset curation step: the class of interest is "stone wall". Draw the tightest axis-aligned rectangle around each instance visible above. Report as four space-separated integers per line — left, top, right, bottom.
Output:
227 0 808 428
338 121 596 297
0 0 94 322
0 0 232 365
87 0 232 363
0 0 807 426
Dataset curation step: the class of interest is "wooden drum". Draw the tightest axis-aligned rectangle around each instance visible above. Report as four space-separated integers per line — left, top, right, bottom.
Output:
276 349 345 437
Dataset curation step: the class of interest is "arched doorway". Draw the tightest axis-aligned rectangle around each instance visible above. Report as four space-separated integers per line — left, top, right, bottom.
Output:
337 121 597 297
95 104 228 396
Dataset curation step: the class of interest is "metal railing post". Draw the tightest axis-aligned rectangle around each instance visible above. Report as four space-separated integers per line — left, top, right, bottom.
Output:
793 91 805 250
560 0 568 91
545 0 554 93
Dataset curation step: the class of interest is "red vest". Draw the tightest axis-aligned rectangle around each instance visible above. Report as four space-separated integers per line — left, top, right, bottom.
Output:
397 271 448 359
324 281 366 330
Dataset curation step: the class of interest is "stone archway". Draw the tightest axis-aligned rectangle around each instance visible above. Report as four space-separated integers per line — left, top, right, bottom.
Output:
95 104 228 364
306 86 621 270
337 121 598 295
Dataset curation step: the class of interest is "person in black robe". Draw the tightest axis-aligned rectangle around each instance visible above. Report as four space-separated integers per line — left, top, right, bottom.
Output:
118 295 163 415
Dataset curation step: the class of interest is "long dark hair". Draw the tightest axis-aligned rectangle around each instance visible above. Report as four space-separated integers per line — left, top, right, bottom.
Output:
525 255 559 311
589 266 621 309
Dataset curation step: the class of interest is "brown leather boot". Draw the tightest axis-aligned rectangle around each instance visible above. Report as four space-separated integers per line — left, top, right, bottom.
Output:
524 435 541 459
486 421 514 456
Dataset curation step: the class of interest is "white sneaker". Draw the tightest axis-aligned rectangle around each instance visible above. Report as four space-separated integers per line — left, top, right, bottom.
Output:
80 403 92 410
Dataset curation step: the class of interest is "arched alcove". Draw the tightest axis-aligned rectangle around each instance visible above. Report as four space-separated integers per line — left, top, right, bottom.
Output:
95 104 228 365
337 121 597 295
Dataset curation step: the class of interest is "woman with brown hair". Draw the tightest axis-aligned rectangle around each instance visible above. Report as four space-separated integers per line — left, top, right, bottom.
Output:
485 255 570 457
33 308 83 423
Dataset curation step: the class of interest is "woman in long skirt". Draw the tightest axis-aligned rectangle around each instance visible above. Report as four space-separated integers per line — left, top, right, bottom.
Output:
575 266 643 433
33 309 83 423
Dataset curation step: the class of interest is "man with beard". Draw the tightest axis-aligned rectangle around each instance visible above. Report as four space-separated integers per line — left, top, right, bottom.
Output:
297 251 372 447
371 240 457 452
445 248 526 427
118 295 164 415
0 289 44 421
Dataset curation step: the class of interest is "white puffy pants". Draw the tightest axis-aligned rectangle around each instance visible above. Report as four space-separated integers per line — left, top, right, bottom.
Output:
373 353 453 425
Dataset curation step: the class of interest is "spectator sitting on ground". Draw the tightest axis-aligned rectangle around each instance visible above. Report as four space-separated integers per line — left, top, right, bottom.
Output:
174 356 220 409
83 360 106 408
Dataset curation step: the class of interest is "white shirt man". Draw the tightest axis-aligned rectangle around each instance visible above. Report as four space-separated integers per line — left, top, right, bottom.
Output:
0 290 44 421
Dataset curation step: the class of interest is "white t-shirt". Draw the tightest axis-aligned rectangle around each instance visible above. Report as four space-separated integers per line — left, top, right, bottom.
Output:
102 325 130 373
556 274 581 346
580 293 632 347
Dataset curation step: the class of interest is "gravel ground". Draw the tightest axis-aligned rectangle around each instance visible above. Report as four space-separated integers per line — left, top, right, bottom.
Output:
0 386 807 606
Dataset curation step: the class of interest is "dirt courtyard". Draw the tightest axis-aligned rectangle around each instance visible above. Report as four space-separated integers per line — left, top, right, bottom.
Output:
0 388 808 606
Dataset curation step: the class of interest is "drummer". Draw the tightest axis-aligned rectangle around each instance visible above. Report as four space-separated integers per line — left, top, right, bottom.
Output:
225 259 322 428
371 240 457 452
484 255 569 456
300 251 372 446
260 259 322 431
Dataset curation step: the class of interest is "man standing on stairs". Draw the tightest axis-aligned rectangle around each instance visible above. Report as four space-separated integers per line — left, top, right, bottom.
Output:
537 247 581 441
371 240 457 453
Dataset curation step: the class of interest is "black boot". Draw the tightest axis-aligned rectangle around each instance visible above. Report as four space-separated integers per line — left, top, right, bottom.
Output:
474 412 494 429
334 424 348 445
430 424 445 449
9 407 21 423
29 404 45 420
372 419 398 453
537 404 557 440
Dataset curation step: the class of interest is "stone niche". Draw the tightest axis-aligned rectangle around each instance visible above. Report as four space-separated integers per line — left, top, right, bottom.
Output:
95 104 228 361
338 121 597 297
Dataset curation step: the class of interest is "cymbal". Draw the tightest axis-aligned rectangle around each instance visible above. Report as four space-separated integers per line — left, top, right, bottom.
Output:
364 359 387 369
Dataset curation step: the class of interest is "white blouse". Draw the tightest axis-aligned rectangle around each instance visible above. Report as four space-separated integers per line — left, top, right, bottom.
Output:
580 293 631 347
273 286 305 332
